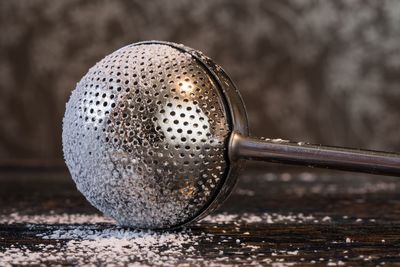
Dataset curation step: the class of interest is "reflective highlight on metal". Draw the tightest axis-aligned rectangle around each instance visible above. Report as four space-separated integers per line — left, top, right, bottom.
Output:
63 41 400 230
62 42 244 229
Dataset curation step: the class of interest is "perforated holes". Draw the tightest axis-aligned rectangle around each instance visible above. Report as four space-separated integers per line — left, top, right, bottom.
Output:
63 43 231 228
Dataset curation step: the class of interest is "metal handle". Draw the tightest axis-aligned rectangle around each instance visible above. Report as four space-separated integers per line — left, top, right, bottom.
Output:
230 132 400 176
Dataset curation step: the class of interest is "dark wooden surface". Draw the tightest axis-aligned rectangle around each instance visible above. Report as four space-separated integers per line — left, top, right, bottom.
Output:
1 164 400 266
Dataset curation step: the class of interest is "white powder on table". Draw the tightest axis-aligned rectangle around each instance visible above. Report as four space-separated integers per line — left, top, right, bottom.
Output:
0 213 258 266
201 212 319 224
0 211 369 266
0 212 114 224
1 229 199 266
0 211 329 226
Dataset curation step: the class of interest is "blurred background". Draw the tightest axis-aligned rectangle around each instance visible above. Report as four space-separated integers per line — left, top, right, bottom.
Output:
1 0 400 161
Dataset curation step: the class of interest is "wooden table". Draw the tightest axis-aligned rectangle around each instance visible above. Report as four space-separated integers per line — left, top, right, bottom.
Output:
1 163 400 266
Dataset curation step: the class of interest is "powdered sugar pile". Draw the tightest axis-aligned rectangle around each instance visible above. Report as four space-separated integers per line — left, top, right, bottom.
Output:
0 211 374 266
0 212 316 266
1 226 201 266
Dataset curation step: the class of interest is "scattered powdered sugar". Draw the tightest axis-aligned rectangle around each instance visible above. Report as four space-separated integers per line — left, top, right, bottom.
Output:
0 211 334 226
0 212 115 224
261 172 318 182
1 226 201 266
52 227 199 266
346 182 397 194
322 216 332 222
0 212 303 266
0 212 200 266
235 188 256 197
201 212 320 225
0 212 378 266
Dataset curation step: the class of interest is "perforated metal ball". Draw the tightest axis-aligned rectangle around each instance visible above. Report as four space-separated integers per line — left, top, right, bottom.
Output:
62 42 232 229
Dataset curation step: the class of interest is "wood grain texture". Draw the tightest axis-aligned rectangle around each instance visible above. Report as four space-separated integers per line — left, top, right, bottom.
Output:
1 166 400 265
